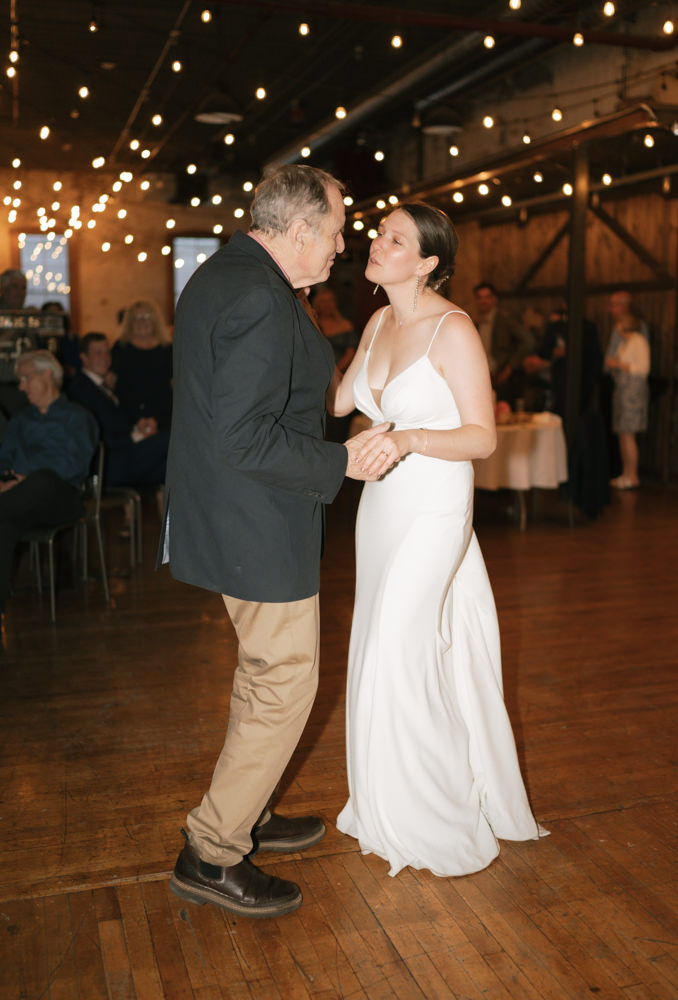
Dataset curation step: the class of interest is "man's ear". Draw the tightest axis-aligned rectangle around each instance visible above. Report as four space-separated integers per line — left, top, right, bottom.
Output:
288 217 310 254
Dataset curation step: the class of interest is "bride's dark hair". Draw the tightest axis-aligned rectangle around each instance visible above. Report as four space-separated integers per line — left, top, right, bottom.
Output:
396 202 459 290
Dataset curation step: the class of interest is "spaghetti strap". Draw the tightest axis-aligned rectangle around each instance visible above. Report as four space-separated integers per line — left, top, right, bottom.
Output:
425 309 469 355
366 306 390 354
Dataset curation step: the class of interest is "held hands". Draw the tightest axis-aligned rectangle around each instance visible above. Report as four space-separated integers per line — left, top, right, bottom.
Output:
345 423 413 480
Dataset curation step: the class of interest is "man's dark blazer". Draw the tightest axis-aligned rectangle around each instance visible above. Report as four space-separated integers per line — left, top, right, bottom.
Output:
158 231 348 602
68 371 168 486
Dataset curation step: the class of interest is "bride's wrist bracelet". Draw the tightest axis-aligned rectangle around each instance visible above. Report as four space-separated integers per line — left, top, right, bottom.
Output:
419 428 429 455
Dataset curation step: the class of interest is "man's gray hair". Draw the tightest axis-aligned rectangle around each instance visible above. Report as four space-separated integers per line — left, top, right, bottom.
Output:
15 349 63 389
250 164 344 236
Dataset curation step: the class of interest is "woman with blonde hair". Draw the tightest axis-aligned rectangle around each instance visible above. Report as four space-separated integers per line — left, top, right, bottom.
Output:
111 299 173 430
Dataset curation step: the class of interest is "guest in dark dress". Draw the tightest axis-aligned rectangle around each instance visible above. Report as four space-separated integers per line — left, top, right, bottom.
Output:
111 300 173 430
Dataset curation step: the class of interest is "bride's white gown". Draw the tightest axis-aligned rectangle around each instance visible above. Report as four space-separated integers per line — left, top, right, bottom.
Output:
337 307 541 877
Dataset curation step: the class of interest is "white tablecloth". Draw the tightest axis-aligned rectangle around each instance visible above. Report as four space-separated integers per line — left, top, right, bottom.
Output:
473 413 568 491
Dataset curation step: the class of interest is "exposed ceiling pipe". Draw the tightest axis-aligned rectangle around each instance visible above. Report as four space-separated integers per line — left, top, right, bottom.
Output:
264 0 578 168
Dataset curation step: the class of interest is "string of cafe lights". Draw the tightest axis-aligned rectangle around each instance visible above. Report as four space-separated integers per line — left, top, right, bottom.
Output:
3 2 677 265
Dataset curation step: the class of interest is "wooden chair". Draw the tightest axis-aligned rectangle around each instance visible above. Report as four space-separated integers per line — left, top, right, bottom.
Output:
21 443 110 622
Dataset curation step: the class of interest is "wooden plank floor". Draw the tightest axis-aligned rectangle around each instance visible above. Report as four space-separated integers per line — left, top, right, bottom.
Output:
0 482 676 999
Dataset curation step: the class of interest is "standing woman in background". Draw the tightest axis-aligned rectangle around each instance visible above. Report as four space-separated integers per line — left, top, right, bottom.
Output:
605 319 651 489
112 300 173 430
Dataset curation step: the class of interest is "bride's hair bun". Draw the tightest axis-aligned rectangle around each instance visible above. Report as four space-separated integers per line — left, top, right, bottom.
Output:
397 202 459 289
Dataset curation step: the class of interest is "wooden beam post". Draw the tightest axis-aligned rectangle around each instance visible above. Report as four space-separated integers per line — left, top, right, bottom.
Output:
565 144 589 449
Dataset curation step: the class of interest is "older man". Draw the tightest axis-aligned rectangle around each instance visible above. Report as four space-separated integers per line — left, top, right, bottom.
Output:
0 350 98 619
161 165 389 918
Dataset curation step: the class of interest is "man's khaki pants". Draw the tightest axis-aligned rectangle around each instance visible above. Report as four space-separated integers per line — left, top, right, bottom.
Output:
186 593 320 867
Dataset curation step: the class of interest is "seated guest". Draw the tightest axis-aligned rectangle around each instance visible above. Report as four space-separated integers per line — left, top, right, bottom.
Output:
111 300 173 430
68 333 168 487
0 350 98 621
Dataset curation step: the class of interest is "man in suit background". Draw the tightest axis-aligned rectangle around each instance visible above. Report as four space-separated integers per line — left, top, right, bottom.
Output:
67 332 168 487
160 165 390 918
474 281 533 406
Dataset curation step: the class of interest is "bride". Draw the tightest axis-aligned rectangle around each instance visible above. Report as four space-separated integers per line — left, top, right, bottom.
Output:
328 202 543 878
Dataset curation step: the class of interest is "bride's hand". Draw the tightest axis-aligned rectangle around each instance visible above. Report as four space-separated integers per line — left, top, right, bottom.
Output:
356 430 411 477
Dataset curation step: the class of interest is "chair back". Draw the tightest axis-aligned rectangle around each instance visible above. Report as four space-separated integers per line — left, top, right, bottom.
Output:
83 441 105 515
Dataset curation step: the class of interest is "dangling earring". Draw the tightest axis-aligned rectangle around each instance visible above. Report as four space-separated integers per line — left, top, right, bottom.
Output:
372 283 380 296
412 275 420 313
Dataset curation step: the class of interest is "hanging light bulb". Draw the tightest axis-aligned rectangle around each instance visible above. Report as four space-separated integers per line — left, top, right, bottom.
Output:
88 19 98 32
201 9 212 23
162 244 172 255
78 85 89 98
452 191 464 203
343 195 354 206
40 125 50 140
151 114 163 126
299 22 310 36
8 50 18 63
124 234 134 245
212 225 223 236
255 87 267 100
53 180 62 191
92 156 105 168
552 108 563 122
172 60 182 72
562 182 573 196
301 146 311 158
353 219 365 231
388 195 399 205
602 173 612 185
501 195 512 206
376 199 386 209
391 35 403 49
137 251 148 262
186 163 197 174
483 35 495 49
483 115 494 128
223 133 235 145
449 144 459 157
234 208 245 218
534 171 543 183
212 194 223 205
374 150 385 162
335 106 347 119
190 196 201 207
573 33 584 46
12 157 21 168
644 133 655 148
140 180 150 191
101 242 111 252
478 183 490 195
522 132 531 144
663 19 674 35
603 2 615 15
509 0 521 9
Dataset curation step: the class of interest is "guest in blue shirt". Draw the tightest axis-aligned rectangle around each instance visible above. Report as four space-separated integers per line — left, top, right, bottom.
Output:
0 350 98 620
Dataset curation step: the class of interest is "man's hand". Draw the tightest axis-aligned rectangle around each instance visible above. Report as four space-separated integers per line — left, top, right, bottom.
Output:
344 422 394 481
